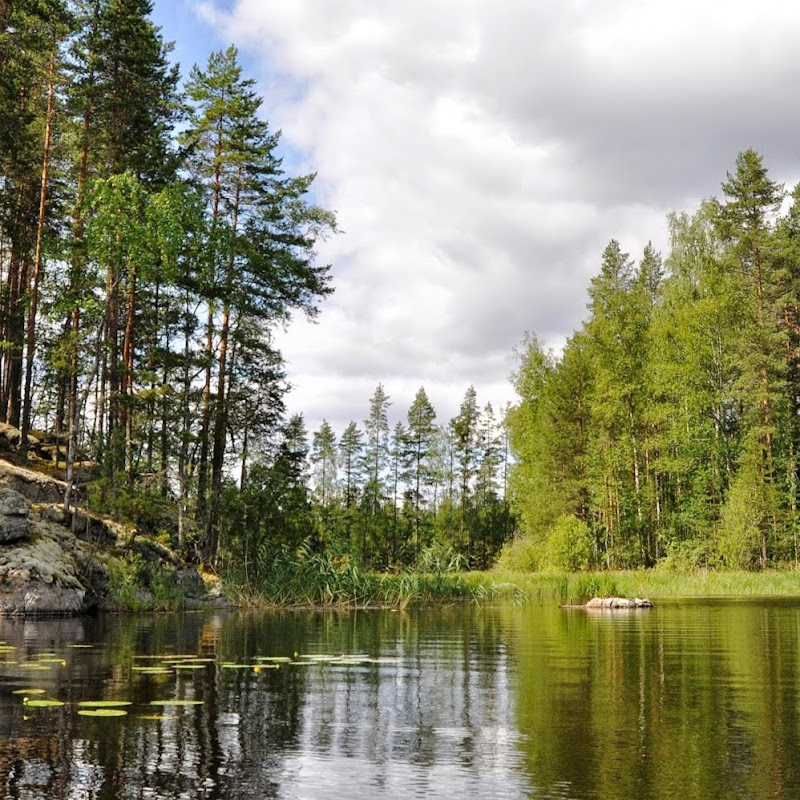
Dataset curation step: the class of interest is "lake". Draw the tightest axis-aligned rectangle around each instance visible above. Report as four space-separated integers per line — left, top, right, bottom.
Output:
1 599 800 799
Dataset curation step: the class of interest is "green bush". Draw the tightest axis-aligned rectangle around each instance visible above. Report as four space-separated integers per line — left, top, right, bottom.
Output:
718 463 766 568
106 552 150 611
415 542 469 573
657 537 715 571
543 515 594 571
495 535 542 572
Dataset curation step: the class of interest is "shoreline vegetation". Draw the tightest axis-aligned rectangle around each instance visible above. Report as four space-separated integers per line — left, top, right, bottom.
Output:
221 565 800 612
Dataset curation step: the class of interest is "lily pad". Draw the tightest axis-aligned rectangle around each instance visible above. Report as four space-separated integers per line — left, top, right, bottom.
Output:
12 688 46 695
148 699 204 707
23 698 65 708
78 708 128 717
132 667 172 675
77 700 132 708
136 654 198 660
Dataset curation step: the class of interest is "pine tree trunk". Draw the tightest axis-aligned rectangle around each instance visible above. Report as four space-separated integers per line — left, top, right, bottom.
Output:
22 43 56 450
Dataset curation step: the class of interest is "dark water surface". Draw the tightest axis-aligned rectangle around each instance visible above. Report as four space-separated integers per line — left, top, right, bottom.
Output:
1 599 800 799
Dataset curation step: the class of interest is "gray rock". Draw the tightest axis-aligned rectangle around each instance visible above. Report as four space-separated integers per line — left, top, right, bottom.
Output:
0 517 92 615
0 460 68 504
0 582 86 615
0 487 30 544
176 567 206 599
585 596 653 609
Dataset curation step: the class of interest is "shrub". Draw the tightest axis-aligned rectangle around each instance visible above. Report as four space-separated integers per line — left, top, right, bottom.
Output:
543 515 594 571
495 535 542 572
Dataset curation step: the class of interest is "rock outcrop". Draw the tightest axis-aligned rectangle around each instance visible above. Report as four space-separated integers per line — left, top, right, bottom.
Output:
585 596 653 609
0 491 91 614
0 460 216 616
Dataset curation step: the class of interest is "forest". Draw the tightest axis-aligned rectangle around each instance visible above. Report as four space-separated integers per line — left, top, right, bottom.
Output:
5 2 800 591
0 0 514 588
505 150 800 572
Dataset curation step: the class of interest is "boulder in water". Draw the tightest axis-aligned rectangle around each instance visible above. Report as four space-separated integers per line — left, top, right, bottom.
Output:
585 596 653 609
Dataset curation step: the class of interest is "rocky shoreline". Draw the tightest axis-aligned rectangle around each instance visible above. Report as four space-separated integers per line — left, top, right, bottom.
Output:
0 457 222 617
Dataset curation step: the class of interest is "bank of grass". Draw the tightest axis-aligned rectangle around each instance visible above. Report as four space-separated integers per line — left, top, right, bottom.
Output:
225 549 491 608
473 568 800 606
223 548 800 609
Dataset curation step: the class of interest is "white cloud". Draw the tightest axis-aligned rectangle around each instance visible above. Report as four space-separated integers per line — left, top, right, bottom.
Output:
196 0 800 434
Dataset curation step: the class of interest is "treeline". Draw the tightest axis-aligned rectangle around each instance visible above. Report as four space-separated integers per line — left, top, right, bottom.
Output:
0 2 334 564
220 384 514 580
505 150 800 571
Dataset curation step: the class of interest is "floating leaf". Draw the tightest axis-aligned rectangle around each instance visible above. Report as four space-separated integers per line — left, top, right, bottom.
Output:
24 698 65 708
78 708 128 717
149 699 204 707
256 656 292 663
12 688 46 695
136 654 198 661
68 644 94 649
132 667 171 675
36 658 67 665
172 664 206 670
78 700 132 708
139 714 177 721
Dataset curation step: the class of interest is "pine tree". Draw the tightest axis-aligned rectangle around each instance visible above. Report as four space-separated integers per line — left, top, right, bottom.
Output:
451 385 480 558
714 150 785 566
405 386 436 556
311 420 337 547
182 46 334 563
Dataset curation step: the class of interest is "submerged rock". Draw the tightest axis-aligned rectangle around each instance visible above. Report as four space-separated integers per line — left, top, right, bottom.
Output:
585 596 653 609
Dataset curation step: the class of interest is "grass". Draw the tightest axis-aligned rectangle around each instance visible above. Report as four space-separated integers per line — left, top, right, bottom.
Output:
478 568 800 606
226 548 491 609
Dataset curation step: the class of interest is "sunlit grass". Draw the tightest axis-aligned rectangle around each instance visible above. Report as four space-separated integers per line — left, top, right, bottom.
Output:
479 569 800 605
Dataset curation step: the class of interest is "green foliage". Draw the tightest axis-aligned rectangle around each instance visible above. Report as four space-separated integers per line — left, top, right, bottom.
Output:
226 539 481 607
415 542 469 573
657 537 715 571
495 535 542 572
542 515 594 571
568 573 619 605
88 479 177 539
105 551 186 611
718 458 767 569
106 552 149 611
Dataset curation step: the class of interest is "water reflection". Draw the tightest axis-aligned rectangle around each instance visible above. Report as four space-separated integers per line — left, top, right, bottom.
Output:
2 601 800 798
0 610 528 799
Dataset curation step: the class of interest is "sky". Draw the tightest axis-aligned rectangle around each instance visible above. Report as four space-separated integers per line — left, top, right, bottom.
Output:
151 0 800 436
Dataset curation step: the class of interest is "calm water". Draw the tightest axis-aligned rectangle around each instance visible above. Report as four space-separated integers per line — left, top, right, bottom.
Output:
2 600 800 799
